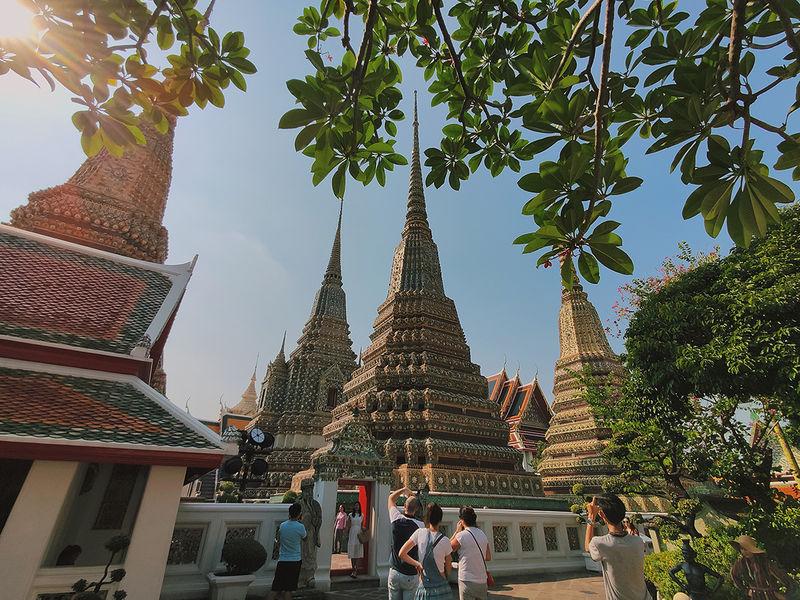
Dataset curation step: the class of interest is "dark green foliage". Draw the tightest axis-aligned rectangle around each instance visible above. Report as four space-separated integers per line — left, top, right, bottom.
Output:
282 0 800 286
221 538 267 576
644 550 683 600
282 490 299 504
2 1 255 157
216 480 242 503
70 535 129 599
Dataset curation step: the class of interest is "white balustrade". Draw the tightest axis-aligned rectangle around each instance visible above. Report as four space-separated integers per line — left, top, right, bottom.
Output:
160 502 589 599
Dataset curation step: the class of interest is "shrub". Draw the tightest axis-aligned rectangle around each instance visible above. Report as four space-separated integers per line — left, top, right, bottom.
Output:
221 538 267 576
644 549 682 600
282 490 298 504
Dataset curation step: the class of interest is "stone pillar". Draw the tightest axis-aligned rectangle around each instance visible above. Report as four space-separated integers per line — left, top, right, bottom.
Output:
0 460 80 599
123 465 186 600
372 481 391 587
311 478 338 592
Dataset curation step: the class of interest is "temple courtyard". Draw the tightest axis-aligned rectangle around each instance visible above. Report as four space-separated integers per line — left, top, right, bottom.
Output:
324 573 605 600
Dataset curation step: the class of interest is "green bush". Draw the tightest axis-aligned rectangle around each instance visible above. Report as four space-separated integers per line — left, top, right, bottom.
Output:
282 490 298 504
645 549 682 600
738 498 800 586
221 538 267 576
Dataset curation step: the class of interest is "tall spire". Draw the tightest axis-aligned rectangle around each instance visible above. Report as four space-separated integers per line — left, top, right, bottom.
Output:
11 118 175 263
230 364 259 416
309 204 347 319
386 93 445 296
277 331 287 362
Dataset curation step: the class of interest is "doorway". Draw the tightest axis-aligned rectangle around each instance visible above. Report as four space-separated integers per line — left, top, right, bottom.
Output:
330 479 372 578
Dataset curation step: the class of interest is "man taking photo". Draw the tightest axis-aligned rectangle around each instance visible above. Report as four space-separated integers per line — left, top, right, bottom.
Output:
387 486 424 600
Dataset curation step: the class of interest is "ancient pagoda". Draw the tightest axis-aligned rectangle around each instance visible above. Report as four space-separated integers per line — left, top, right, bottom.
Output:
10 119 174 263
10 119 176 393
228 366 259 417
325 98 541 500
538 284 621 495
248 204 358 497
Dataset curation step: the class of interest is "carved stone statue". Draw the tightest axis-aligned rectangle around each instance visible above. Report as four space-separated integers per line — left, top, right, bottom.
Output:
298 478 322 588
669 539 723 600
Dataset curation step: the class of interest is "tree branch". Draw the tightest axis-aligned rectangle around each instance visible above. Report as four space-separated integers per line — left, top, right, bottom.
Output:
766 0 800 58
750 115 794 142
551 0 604 87
728 0 746 104
497 0 541 33
593 0 614 195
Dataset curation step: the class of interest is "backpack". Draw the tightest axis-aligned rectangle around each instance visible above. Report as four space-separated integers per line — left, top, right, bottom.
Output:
390 516 421 576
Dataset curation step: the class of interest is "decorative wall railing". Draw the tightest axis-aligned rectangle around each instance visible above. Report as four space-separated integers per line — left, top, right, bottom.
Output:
160 501 589 599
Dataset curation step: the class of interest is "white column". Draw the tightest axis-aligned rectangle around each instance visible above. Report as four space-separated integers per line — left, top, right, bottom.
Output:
0 460 80 600
312 478 338 592
123 466 186 600
372 482 391 587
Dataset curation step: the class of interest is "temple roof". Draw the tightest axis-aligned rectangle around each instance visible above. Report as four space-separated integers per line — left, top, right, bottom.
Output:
0 359 223 467
0 225 193 357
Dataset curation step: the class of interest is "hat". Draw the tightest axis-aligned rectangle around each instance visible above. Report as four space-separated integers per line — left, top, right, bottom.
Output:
729 535 765 554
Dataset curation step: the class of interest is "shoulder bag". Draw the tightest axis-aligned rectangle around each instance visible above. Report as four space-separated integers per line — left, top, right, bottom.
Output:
467 529 495 587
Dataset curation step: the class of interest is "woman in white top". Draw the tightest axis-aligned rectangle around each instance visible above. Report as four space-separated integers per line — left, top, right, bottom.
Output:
450 506 491 600
347 501 365 578
399 503 453 599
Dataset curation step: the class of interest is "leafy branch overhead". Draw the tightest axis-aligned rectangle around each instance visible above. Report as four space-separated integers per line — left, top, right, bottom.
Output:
1 0 256 157
281 0 800 287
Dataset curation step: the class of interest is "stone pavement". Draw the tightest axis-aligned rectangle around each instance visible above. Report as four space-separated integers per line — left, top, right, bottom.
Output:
324 572 605 599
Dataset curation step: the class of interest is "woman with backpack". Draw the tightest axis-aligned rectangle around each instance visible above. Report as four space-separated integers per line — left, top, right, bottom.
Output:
398 503 453 599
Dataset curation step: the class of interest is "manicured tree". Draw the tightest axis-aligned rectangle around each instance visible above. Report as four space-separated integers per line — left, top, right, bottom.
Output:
281 0 800 286
2 1 255 156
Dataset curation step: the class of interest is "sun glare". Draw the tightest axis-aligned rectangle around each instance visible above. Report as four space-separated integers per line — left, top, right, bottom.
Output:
0 1 36 39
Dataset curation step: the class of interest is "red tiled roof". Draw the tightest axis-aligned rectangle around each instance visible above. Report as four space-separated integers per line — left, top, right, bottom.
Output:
0 226 191 356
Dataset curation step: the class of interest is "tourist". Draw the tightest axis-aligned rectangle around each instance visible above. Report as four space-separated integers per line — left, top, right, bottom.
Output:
268 502 307 600
450 506 491 600
347 501 366 579
398 502 453 600
334 504 349 554
388 486 425 600
585 495 651 600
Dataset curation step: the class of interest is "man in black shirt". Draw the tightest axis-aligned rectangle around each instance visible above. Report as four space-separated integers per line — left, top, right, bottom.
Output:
387 486 424 600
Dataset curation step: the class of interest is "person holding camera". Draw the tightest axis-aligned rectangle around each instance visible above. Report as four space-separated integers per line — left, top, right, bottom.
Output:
450 506 491 600
585 494 651 600
387 486 425 600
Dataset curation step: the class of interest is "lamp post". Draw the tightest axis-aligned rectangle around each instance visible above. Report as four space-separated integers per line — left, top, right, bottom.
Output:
220 427 275 497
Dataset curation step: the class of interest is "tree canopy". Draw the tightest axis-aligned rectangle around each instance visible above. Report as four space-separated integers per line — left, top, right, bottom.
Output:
1 0 255 157
590 205 800 518
281 0 800 286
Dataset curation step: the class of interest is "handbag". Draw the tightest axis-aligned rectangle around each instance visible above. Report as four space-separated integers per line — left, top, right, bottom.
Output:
357 528 369 544
467 529 494 587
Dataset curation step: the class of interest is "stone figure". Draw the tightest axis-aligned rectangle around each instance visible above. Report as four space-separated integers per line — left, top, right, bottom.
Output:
669 539 723 600
298 478 322 588
730 535 796 600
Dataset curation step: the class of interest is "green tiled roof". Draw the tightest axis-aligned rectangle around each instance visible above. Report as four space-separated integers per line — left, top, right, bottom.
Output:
0 231 173 354
0 367 218 450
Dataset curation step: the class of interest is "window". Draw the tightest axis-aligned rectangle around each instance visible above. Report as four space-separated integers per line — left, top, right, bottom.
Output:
544 526 559 551
93 464 141 530
0 459 31 534
487 379 496 398
327 387 338 409
507 389 526 417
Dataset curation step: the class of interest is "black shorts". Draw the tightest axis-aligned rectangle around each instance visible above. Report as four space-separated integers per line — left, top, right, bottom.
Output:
271 560 302 591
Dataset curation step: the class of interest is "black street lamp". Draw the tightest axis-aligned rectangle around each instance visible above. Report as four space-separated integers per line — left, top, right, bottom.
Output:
220 427 275 495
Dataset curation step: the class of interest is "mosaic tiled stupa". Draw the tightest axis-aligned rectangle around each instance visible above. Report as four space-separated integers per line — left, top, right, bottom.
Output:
248 205 358 496
325 98 541 500
11 119 174 263
538 284 621 495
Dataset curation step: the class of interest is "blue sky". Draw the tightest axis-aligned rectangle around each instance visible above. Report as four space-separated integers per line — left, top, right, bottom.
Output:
4 1 779 421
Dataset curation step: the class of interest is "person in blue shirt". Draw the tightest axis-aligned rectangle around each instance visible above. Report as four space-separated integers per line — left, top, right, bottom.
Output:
269 502 307 600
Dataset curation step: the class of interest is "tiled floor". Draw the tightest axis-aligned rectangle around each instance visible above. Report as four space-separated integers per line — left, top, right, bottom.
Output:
324 572 605 599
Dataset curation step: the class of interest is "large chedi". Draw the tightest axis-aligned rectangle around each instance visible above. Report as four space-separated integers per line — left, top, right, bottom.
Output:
538 284 621 495
11 120 173 263
249 205 358 497
325 100 540 499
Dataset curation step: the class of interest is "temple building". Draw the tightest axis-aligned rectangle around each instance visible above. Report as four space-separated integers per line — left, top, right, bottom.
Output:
537 284 621 495
0 122 225 599
324 99 541 501
486 369 552 471
246 205 358 497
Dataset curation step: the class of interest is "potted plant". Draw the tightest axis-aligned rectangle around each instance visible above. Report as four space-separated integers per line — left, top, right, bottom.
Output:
207 537 267 600
70 534 130 599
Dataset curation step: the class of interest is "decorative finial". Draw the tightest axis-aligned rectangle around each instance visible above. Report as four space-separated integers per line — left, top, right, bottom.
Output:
253 353 259 379
502 354 507 372
280 331 287 355
413 90 418 125
357 346 363 368
185 397 191 413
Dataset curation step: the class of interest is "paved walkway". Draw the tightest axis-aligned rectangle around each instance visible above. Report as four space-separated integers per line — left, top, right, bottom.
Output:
325 572 604 599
